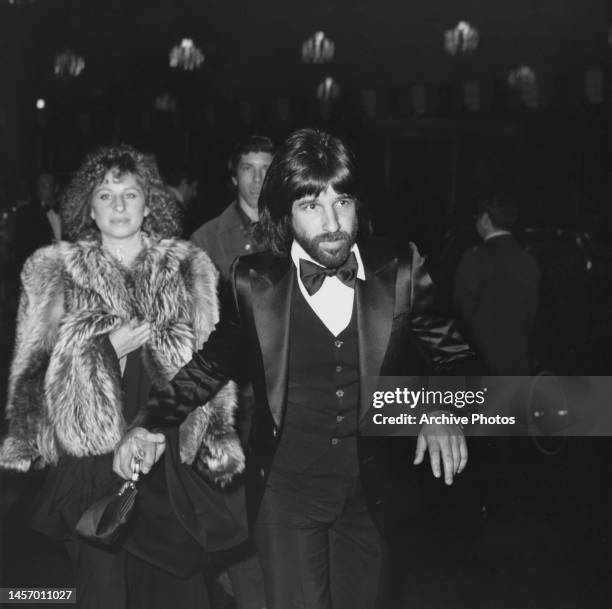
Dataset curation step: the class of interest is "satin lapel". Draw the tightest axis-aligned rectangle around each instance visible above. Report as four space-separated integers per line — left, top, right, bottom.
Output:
356 258 397 421
251 259 294 429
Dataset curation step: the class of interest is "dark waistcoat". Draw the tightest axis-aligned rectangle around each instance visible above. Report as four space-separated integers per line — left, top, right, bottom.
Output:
271 282 360 477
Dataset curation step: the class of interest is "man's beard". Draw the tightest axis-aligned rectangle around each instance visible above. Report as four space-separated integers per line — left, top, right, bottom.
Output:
295 226 358 268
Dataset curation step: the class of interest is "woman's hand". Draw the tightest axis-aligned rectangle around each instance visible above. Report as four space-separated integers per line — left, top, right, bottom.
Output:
109 320 151 359
113 427 166 480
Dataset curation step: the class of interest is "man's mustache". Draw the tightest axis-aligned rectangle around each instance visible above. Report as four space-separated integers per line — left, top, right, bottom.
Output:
313 232 352 245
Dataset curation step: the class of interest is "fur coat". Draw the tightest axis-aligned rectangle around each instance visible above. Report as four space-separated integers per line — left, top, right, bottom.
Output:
0 237 243 485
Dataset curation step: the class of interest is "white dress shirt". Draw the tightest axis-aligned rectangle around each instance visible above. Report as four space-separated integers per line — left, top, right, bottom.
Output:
290 240 365 337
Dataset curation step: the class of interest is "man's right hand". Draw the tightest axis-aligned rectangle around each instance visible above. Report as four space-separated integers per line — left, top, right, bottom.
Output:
113 427 166 480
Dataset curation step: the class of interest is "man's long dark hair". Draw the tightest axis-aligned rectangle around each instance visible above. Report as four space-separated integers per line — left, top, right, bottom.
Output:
256 128 368 256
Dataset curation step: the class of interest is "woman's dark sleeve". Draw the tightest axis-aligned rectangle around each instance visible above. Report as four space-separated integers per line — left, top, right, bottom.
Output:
134 263 245 430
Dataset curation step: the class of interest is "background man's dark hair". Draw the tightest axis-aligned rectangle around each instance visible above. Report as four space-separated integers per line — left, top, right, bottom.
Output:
228 135 276 177
256 128 369 256
478 193 518 230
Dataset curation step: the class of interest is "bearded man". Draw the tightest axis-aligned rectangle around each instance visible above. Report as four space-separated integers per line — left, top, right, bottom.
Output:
115 128 474 609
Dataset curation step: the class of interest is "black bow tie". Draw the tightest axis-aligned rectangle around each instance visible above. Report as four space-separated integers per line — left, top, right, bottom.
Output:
299 252 358 296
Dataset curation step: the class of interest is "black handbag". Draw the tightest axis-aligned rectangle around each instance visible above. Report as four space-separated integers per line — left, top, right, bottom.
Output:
75 428 248 573
75 477 139 545
123 427 248 576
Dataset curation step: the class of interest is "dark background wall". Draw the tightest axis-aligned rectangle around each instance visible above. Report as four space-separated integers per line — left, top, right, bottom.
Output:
1 0 611 229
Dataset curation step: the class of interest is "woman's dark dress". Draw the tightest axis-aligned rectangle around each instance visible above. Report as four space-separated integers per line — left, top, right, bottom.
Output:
29 349 212 609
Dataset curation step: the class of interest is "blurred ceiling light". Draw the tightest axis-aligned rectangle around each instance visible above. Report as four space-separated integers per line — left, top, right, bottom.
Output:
317 77 340 102
54 49 85 77
169 38 205 71
507 65 537 88
36 98 45 110
508 65 538 108
302 31 335 64
8 0 35 5
154 92 177 112
444 21 479 55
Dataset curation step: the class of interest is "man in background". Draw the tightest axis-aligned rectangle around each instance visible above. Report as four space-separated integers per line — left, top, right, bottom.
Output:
453 194 540 374
191 135 275 281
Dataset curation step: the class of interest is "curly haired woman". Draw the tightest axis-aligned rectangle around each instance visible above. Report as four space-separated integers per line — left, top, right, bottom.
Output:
0 145 245 609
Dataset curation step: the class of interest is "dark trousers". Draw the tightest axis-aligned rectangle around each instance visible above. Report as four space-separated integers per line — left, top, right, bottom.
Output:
225 391 267 609
65 540 127 609
254 470 386 609
64 540 209 609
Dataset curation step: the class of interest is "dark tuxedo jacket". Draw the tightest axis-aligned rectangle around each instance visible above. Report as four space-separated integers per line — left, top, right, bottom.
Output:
141 237 474 534
453 234 540 374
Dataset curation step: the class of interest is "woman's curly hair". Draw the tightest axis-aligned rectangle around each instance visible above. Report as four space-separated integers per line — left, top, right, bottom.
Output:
61 144 181 242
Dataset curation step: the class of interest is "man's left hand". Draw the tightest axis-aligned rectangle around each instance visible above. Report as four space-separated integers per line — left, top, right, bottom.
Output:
414 420 468 485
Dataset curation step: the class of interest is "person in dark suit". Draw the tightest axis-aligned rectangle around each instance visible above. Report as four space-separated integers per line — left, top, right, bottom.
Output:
114 128 474 609
453 195 540 374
